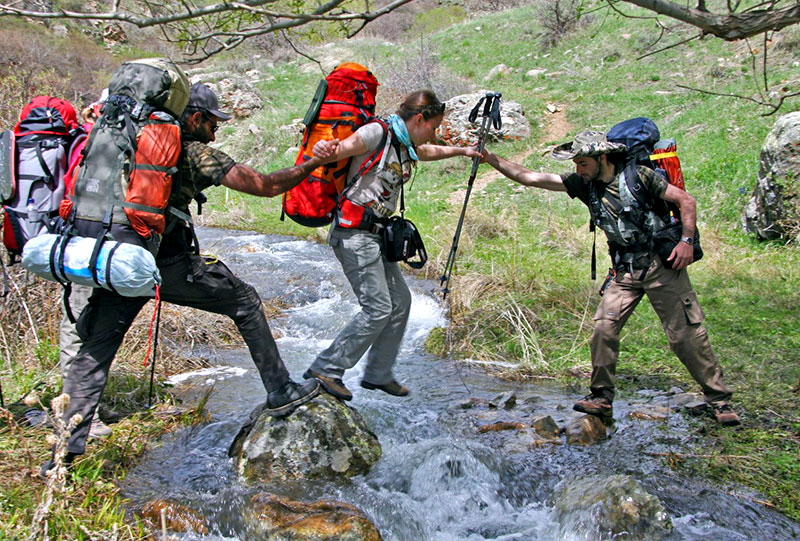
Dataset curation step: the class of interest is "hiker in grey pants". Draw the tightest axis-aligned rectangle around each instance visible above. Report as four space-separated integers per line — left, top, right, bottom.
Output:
304 90 481 401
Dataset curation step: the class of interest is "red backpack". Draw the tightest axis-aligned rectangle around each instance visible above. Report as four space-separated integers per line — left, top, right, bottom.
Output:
282 63 379 227
0 96 83 262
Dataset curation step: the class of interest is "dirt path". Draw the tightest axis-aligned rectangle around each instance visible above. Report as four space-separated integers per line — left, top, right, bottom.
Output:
447 106 570 204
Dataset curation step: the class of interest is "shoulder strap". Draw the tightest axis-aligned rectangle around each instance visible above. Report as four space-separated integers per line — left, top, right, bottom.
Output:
622 162 651 211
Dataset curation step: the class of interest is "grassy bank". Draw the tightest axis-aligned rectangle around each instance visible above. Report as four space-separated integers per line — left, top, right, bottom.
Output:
198 4 800 521
0 265 230 537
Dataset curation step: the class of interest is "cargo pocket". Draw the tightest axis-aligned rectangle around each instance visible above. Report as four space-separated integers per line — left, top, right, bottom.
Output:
680 291 705 325
593 290 623 321
190 254 236 299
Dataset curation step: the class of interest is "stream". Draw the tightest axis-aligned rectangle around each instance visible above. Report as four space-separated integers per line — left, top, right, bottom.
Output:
121 227 800 540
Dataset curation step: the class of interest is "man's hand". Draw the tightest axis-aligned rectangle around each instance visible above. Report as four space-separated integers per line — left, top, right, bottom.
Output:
463 146 483 160
312 139 339 163
667 240 694 270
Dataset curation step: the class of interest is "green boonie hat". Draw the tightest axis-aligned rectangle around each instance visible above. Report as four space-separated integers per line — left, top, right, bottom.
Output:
552 131 627 161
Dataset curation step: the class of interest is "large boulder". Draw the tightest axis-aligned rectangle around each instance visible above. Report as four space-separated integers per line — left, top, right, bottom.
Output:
437 92 530 146
744 111 800 240
243 492 382 541
553 474 672 540
229 393 381 484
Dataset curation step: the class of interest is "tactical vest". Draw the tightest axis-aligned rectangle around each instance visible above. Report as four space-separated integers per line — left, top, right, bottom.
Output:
589 166 665 268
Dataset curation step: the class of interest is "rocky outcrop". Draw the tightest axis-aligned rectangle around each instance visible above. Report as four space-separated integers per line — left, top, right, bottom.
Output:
553 474 672 540
437 92 531 146
188 71 265 119
744 111 800 240
565 414 607 445
229 393 381 485
243 493 382 541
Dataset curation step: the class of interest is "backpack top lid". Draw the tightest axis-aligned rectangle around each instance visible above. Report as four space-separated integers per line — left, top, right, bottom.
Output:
14 96 79 137
606 117 660 164
107 58 190 118
325 63 379 108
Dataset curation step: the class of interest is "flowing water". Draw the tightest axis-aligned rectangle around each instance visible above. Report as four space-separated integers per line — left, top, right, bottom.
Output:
122 228 800 540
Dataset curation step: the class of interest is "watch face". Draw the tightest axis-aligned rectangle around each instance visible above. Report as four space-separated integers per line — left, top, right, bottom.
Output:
681 236 694 245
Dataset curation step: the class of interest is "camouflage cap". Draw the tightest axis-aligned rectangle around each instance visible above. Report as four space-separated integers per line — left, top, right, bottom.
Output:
551 131 627 161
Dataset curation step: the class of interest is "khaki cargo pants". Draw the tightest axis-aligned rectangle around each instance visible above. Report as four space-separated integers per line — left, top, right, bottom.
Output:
590 257 732 406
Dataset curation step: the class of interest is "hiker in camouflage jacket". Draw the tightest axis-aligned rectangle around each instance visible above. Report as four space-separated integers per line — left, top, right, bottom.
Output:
482 131 739 426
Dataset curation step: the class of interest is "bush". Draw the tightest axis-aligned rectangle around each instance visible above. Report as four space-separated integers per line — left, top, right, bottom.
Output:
535 0 585 49
0 25 115 127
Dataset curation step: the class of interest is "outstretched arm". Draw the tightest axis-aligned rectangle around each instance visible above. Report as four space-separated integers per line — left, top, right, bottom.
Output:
221 143 335 197
483 150 566 192
416 144 482 161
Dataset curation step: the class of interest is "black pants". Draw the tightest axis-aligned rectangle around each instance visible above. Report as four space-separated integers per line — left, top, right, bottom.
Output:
62 252 290 454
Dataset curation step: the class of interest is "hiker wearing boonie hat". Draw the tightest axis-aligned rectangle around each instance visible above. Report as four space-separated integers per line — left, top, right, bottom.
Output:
478 129 739 427
43 81 341 479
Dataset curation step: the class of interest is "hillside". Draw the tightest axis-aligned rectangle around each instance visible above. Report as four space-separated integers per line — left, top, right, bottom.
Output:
1 1 799 535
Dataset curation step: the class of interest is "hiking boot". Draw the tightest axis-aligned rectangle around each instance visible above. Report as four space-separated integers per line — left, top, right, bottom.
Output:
361 379 410 397
38 452 78 480
88 417 112 439
573 394 613 418
713 404 741 426
303 370 352 401
264 378 320 417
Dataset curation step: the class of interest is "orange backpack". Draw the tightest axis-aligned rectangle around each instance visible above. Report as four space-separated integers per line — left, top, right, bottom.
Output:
282 63 379 227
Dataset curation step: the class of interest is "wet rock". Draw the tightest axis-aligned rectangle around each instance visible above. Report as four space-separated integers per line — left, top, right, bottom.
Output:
436 92 530 147
477 421 526 433
636 389 665 398
244 492 382 540
140 499 208 534
229 393 381 484
683 400 709 416
744 111 800 240
488 391 516 409
629 407 669 421
667 386 684 395
456 397 484 410
553 474 672 540
565 414 607 445
660 392 698 409
531 415 560 439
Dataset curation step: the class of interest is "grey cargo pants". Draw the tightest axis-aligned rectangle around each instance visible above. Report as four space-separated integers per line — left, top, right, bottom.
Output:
61 252 290 455
308 228 412 385
590 257 732 406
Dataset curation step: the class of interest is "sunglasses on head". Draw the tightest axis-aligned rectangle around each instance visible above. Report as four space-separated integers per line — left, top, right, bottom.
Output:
418 102 446 117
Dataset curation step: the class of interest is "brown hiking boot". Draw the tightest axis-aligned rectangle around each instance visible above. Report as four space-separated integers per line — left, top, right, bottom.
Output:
303 370 352 401
713 404 740 426
361 379 410 397
573 394 613 418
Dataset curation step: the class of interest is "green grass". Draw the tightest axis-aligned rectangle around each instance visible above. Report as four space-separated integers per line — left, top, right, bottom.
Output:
189 2 800 521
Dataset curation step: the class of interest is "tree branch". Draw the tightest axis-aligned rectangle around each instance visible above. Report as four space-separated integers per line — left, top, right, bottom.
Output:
622 0 800 40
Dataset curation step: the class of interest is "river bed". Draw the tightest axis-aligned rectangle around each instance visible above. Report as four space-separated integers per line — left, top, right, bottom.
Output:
121 227 800 540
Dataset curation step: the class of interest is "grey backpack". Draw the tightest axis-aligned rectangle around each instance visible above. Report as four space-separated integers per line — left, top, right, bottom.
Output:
0 96 83 262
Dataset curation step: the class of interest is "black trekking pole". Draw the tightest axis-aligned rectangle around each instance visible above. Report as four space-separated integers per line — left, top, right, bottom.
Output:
147 299 162 409
440 92 502 300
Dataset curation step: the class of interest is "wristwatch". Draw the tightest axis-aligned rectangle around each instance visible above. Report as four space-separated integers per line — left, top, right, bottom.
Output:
680 236 694 245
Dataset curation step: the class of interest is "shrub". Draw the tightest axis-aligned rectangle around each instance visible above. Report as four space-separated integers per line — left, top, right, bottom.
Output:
535 0 585 49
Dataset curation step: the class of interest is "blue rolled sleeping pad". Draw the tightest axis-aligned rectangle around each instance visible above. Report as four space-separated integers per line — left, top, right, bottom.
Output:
22 233 161 297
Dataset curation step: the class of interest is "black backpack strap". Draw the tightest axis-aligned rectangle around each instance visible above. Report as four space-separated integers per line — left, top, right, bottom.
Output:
590 219 597 281
33 141 55 185
622 162 651 211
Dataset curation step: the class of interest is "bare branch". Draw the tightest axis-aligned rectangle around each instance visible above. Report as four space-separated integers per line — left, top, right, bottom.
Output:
623 0 800 40
675 84 799 116
637 32 701 59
